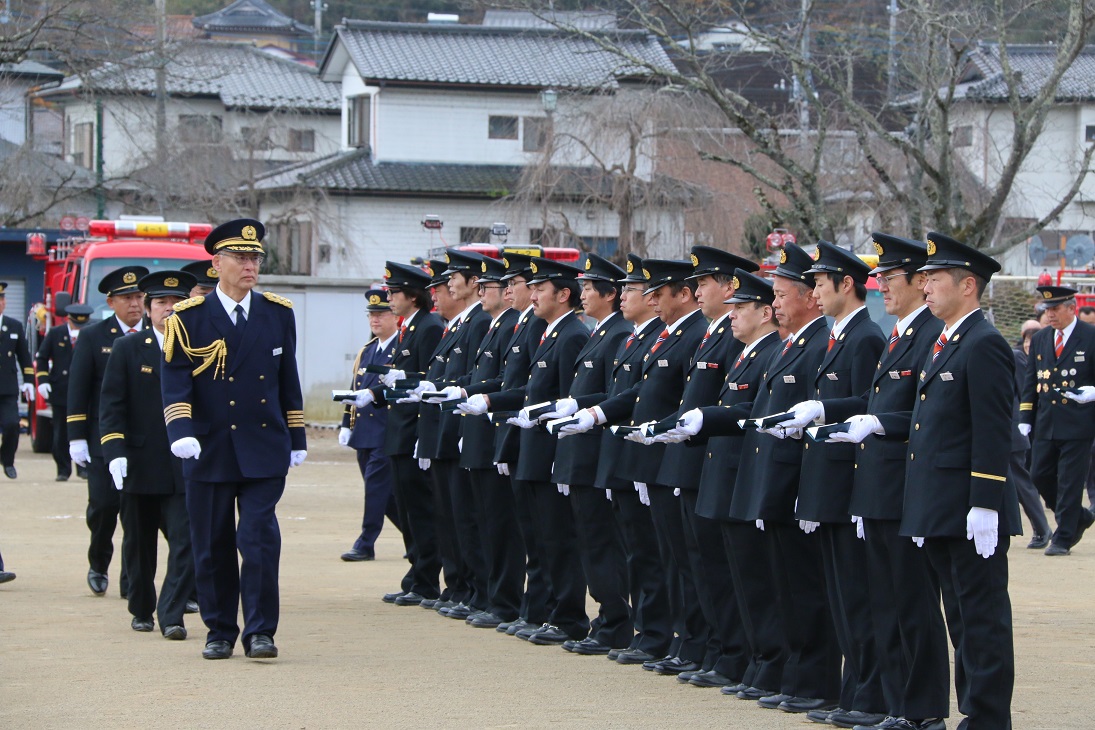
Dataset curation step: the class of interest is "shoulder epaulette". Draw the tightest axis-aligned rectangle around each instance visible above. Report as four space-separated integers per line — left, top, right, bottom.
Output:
263 291 293 308
173 295 205 312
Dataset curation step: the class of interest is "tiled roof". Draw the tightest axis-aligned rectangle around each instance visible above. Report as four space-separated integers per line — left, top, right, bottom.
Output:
0 139 97 188
193 0 312 35
0 60 63 79
480 10 618 31
957 43 1095 101
42 42 338 111
329 20 675 90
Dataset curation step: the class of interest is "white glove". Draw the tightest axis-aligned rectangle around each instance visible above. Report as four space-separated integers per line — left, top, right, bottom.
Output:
798 520 820 534
966 506 999 559
20 382 33 401
69 439 90 467
1017 423 1032 437
673 487 681 497
37 382 51 400
756 519 765 531
606 489 612 501
352 389 375 408
624 423 655 444
458 437 463 453
395 392 421 404
762 424 803 440
666 408 703 440
171 437 201 460
507 413 536 429
912 536 924 548
457 394 489 415
635 482 650 506
412 380 435 396
852 515 865 540
108 457 127 490
425 385 464 403
1063 385 1095 404
338 427 352 446
290 450 307 467
418 457 431 471
785 400 825 429
496 462 510 476
827 414 884 444
558 408 596 436
557 484 570 496
379 369 406 388
540 397 579 421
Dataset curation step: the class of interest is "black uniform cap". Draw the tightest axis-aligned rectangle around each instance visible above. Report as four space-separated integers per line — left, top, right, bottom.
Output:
641 259 694 295
181 260 219 288
869 233 929 275
686 245 759 280
384 261 431 290
919 231 1002 281
770 245 815 284
724 268 775 305
477 256 508 282
805 240 872 284
426 259 450 288
204 218 265 255
1036 285 1077 305
364 288 392 312
578 252 626 282
619 253 646 284
98 266 150 296
441 248 488 277
64 303 94 324
527 257 581 285
139 270 196 299
500 253 535 282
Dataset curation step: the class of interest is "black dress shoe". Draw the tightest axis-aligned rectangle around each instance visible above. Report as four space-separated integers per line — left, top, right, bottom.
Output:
163 625 187 640
830 710 888 728
734 686 776 700
607 648 624 660
3 465 15 479
516 623 549 641
852 717 901 730
0 570 15 584
1045 543 1071 556
779 697 837 713
572 638 612 656
394 591 424 606
55 474 70 482
420 598 439 609
246 634 278 659
131 616 154 632
757 692 793 708
87 570 108 596
202 640 233 660
1026 533 1049 549
528 625 570 645
76 465 88 479
467 611 503 628
185 600 200 614
340 548 375 562
807 707 838 723
689 670 735 688
444 603 474 620
1075 508 1095 547
496 618 523 633
382 590 406 604
615 648 657 665
654 656 701 675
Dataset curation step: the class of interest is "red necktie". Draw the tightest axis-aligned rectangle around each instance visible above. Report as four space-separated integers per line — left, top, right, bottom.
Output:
827 332 836 352
1055 330 1064 359
888 326 899 352
398 317 406 343
70 336 76 347
126 328 137 334
781 337 793 357
624 332 636 349
649 328 670 354
932 332 948 362
733 351 745 369
539 331 547 346
699 330 711 350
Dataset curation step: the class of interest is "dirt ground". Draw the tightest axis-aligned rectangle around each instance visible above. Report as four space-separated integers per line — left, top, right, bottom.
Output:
0 428 1088 729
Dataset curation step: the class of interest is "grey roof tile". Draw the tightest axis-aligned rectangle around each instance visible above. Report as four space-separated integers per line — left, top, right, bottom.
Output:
958 43 1095 101
193 0 312 35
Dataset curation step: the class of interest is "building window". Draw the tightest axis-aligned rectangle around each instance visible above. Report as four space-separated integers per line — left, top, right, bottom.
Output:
523 117 548 152
69 121 94 169
240 126 273 150
952 125 972 147
1086 125 1095 142
348 95 370 148
267 220 313 275
178 114 223 144
288 128 315 152
489 115 518 140
460 226 491 244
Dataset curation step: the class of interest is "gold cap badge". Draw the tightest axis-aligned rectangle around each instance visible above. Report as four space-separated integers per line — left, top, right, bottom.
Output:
690 253 699 267
873 241 884 256
481 261 488 273
584 258 592 270
207 267 218 279
812 247 821 261
530 261 538 274
384 268 392 279
242 225 257 241
642 268 651 280
123 272 137 284
732 276 740 290
779 249 787 264
502 257 510 268
926 240 936 256
369 294 381 305
626 260 634 273
1043 290 1053 299
444 253 450 263
164 277 178 287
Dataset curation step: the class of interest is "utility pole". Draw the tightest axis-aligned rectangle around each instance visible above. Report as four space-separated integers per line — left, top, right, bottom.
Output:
154 0 167 212
886 0 899 101
795 0 811 141
311 1 328 61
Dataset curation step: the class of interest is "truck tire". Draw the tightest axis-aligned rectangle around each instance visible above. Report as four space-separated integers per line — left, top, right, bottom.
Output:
31 414 52 453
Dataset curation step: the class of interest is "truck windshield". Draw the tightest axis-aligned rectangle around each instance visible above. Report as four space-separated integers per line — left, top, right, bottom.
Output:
83 257 204 319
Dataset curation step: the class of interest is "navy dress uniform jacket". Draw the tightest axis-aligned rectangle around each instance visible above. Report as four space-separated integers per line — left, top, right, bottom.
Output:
161 292 306 481
0 315 32 395
341 337 397 450
35 324 75 406
796 309 885 523
100 332 185 494
1020 318 1095 440
458 308 519 470
67 317 136 457
552 312 631 486
422 304 491 461
372 310 444 458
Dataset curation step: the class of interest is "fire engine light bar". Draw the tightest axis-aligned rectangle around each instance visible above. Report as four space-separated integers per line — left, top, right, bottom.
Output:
87 220 214 240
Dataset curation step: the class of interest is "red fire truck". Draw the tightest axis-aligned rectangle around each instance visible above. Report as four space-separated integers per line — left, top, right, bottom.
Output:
24 218 212 451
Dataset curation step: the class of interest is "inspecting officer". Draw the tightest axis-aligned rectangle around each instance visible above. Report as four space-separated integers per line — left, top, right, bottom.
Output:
163 218 307 661
35 303 93 481
0 283 34 479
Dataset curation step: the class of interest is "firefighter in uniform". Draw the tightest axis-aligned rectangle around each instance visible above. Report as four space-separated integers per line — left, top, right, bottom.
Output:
181 259 219 298
35 303 94 480
0 282 35 478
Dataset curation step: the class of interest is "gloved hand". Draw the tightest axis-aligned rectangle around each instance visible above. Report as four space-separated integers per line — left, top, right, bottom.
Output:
379 369 406 388
785 400 825 429
496 462 510 476
635 482 650 506
108 457 127 490
827 414 884 443
457 394 489 415
911 536 924 548
666 408 703 440
418 457 431 471
37 382 51 400
338 427 352 446
352 389 375 408
852 515 865 540
20 382 34 401
624 423 655 444
557 484 570 496
673 488 681 497
755 519 765 531
605 489 612 501
540 397 578 421
425 385 465 404
966 506 999 559
1017 423 1032 437
1063 385 1095 404
395 392 421 404
290 450 307 467
798 520 820 534
761 424 803 440
507 413 536 429
558 408 596 436
412 380 435 396
171 437 201 460
69 439 90 467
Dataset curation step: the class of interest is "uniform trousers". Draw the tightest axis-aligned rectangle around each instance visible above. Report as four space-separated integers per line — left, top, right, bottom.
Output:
510 474 551 625
390 455 440 598
1010 446 1050 539
863 519 950 720
924 536 1013 730
1086 440 1095 507
611 487 671 655
122 491 195 631
721 519 785 692
352 447 398 555
0 395 18 466
441 460 487 610
570 484 632 649
519 479 589 639
1031 437 1094 548
647 484 708 663
186 477 283 650
467 467 524 621
680 490 749 680
86 455 132 595
768 521 841 701
50 404 72 478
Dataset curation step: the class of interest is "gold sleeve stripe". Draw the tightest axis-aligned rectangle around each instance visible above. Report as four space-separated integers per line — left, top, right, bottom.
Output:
286 410 304 417
164 403 192 414
23 367 34 375
1019 403 1033 411
36 371 49 377
67 414 87 423
971 471 1007 482
100 433 124 444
